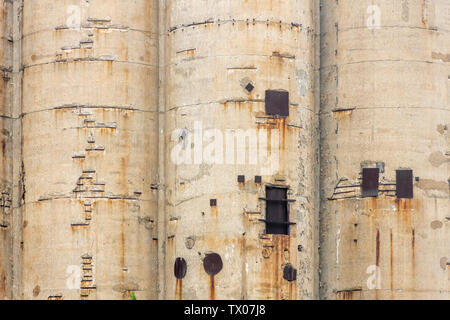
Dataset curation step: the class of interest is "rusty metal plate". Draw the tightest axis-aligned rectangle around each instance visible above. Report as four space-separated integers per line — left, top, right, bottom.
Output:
362 168 379 198
283 264 297 282
265 187 289 235
174 257 187 279
396 169 413 199
203 253 223 276
265 90 289 117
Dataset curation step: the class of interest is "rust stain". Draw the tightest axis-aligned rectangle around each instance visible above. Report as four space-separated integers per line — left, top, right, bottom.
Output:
120 209 125 281
0 272 5 298
333 109 354 120
376 229 380 267
210 275 215 300
338 291 354 300
390 229 394 294
411 228 416 281
260 235 293 299
175 279 183 300
211 206 218 217
365 197 378 216
32 285 40 297
106 60 113 75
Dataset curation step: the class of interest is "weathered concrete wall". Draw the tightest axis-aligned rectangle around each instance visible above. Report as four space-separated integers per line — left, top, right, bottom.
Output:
0 0 13 300
320 0 450 299
20 0 159 299
0 0 447 301
163 0 319 300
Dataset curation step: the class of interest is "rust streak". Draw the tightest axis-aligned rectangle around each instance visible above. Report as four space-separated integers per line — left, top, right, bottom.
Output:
412 228 416 281
376 229 380 267
176 279 183 300
210 275 215 300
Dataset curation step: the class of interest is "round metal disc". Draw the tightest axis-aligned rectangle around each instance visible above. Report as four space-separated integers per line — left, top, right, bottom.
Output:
203 253 223 276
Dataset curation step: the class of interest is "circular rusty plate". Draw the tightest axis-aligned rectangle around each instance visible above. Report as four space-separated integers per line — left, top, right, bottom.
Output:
203 253 223 276
283 264 297 282
174 257 187 279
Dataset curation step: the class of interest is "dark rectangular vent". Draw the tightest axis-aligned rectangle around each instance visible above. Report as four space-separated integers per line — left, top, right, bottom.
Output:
362 168 379 198
265 187 289 235
396 170 413 199
265 90 289 117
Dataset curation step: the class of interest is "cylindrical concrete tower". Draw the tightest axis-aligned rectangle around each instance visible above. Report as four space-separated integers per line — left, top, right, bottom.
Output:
21 0 158 299
0 0 12 300
320 0 450 299
163 0 319 300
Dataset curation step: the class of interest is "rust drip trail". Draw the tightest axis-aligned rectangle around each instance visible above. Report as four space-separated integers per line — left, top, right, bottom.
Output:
412 228 416 282
375 229 380 300
390 229 394 297
376 229 380 267
175 279 183 300
288 281 296 300
210 275 215 300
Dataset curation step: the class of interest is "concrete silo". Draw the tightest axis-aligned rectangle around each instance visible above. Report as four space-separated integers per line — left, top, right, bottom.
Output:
20 0 159 299
0 0 13 300
162 0 319 300
320 0 450 299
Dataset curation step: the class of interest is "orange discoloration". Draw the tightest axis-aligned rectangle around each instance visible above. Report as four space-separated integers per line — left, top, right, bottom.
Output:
390 229 394 295
365 197 378 216
211 206 218 217
337 291 354 300
210 275 215 300
106 60 113 75
411 228 416 283
376 229 380 267
260 235 296 300
176 279 183 300
333 109 353 121
120 209 125 279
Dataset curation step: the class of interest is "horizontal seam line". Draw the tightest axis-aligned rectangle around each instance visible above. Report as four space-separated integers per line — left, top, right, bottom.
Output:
22 27 157 38
320 106 450 115
23 60 157 69
22 106 158 116
320 59 450 69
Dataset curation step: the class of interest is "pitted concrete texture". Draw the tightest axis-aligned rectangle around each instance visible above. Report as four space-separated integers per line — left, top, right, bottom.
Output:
319 0 450 300
0 0 447 300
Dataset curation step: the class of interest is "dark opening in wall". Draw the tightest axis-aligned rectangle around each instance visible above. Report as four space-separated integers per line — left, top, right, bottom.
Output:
174 257 187 279
203 253 223 276
396 169 413 199
265 187 290 235
265 90 289 117
283 264 297 282
362 168 379 198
